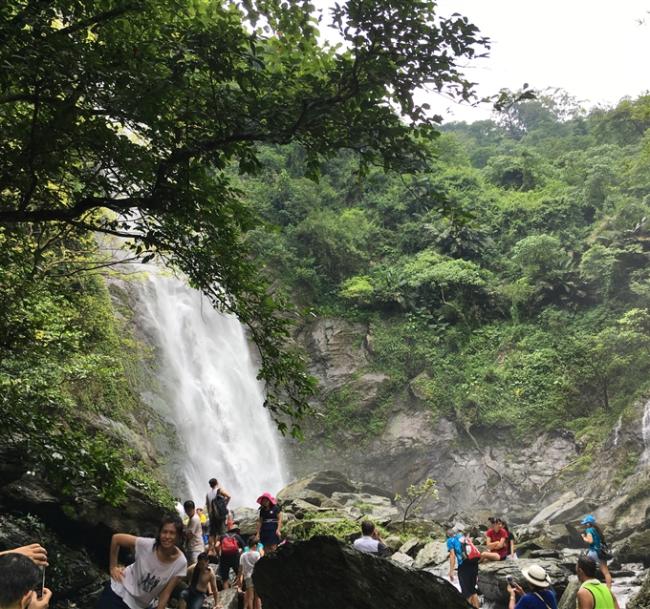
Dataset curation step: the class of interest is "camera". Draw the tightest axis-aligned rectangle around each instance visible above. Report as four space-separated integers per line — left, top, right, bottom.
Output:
506 575 514 585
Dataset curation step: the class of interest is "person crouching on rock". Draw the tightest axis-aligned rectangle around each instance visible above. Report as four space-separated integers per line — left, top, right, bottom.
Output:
0 553 52 609
483 517 509 561
179 553 220 609
446 528 480 609
576 554 620 609
352 521 390 557
580 515 612 589
507 564 558 609
97 514 187 609
256 492 282 553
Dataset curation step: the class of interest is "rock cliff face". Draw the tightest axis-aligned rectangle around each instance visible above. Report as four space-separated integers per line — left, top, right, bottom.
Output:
287 317 650 526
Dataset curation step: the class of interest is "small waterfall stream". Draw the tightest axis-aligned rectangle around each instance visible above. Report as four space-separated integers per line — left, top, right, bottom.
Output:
130 269 287 507
641 398 650 465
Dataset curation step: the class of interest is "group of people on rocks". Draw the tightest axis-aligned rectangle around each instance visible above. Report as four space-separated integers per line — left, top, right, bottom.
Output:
95 477 283 609
442 513 619 609
0 477 281 609
0 483 627 609
351 512 620 609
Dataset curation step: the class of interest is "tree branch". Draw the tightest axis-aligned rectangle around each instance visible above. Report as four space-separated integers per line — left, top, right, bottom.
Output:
50 5 138 37
0 196 144 224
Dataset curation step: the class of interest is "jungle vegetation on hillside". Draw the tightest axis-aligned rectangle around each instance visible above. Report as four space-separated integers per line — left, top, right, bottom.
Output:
240 92 650 447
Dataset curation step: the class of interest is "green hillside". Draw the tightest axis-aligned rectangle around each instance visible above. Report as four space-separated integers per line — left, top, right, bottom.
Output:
239 92 650 447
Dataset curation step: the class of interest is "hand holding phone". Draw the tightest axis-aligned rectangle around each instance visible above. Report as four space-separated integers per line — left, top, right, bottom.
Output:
31 588 52 609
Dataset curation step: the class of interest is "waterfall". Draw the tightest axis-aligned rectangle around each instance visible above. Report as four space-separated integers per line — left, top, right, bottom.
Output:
130 269 287 508
642 398 650 465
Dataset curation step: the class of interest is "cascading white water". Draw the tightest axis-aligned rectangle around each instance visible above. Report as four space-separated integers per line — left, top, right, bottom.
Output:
641 398 650 465
131 268 287 508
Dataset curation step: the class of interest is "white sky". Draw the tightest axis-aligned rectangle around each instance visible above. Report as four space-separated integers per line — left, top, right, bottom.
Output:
311 0 650 122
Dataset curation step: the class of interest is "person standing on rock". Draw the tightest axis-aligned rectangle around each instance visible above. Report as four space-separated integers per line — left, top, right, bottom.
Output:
446 528 480 609
239 537 262 609
218 523 246 589
256 492 282 553
0 553 52 609
507 564 558 609
206 478 231 555
352 521 390 556
580 515 612 589
576 555 620 609
96 514 187 609
483 518 509 561
183 500 205 565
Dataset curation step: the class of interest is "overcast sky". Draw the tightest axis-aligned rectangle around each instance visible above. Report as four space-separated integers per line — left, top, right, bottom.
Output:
313 0 650 123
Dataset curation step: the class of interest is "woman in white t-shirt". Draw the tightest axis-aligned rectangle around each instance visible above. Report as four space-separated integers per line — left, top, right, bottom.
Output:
96 515 188 609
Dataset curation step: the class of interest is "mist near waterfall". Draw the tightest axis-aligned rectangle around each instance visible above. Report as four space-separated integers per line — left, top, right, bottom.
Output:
131 269 287 507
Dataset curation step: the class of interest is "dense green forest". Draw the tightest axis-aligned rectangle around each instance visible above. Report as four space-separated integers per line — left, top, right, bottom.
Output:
240 92 650 449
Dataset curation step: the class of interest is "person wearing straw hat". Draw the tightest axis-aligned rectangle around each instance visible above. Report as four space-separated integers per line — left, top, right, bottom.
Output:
507 564 558 609
256 492 282 553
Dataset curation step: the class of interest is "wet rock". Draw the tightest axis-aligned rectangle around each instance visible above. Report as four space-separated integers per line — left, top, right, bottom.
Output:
399 538 424 558
330 491 400 523
390 552 415 568
529 491 592 526
529 549 560 559
477 558 571 604
629 568 650 609
414 541 449 569
557 576 580 609
384 535 402 552
279 471 356 501
618 529 650 566
296 318 369 390
218 588 239 609
253 536 472 609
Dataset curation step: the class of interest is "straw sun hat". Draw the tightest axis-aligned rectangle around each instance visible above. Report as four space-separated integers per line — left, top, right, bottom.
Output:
520 564 551 588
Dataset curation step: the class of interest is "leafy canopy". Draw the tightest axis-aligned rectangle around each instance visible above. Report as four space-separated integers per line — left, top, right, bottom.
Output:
0 0 487 431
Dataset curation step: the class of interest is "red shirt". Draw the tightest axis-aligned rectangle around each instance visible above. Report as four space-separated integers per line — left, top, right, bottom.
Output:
486 528 509 559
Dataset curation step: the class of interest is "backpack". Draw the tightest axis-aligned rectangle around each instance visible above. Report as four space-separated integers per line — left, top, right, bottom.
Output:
221 534 239 556
598 541 613 561
211 492 229 519
462 537 481 562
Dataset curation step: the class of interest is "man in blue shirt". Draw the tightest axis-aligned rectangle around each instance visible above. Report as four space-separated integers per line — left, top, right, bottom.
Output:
507 564 558 609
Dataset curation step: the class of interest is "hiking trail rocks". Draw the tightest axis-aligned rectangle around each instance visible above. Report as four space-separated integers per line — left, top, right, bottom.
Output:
253 536 472 609
477 558 571 605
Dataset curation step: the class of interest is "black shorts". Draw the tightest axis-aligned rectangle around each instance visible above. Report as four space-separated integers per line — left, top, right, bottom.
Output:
218 553 240 581
458 559 479 599
96 582 130 609
209 517 225 536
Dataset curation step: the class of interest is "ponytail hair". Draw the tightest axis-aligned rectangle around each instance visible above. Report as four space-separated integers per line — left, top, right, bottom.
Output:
593 523 607 544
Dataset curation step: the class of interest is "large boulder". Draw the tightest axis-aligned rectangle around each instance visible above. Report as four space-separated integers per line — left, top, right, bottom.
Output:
528 492 592 526
330 491 400 523
414 541 449 569
477 558 571 604
278 471 356 503
617 529 650 566
253 536 472 609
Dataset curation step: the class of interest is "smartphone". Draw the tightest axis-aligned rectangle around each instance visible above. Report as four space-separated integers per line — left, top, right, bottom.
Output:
38 567 45 599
